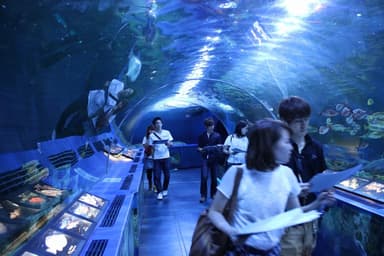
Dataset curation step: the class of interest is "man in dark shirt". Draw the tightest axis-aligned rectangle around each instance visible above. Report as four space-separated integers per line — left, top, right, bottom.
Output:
197 117 222 203
278 96 327 256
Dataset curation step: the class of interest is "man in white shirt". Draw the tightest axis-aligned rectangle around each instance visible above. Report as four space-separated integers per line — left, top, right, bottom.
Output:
149 117 174 200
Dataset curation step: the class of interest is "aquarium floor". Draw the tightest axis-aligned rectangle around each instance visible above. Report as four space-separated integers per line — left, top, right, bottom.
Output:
138 168 209 256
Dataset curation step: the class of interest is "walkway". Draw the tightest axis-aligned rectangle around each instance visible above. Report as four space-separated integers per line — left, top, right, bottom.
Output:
139 168 210 256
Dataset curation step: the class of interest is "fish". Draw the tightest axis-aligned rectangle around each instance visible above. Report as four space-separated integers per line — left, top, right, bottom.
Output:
126 43 142 82
320 108 339 117
330 124 348 132
345 115 355 125
340 106 352 117
318 125 330 135
361 131 384 139
351 108 368 120
335 103 345 112
366 112 384 132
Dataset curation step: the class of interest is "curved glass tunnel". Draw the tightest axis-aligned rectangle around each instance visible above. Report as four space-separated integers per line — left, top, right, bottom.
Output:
1 0 384 255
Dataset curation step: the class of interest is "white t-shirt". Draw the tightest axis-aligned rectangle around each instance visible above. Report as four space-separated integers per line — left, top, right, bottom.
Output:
224 134 249 164
148 129 173 159
142 136 153 159
218 164 300 250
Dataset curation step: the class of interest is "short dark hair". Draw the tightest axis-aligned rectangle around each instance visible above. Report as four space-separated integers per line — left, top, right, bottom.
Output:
204 117 215 127
278 96 311 124
246 119 291 171
152 117 162 125
234 120 248 137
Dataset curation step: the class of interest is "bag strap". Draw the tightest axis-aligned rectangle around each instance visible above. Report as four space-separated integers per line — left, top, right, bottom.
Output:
153 132 162 140
223 167 243 220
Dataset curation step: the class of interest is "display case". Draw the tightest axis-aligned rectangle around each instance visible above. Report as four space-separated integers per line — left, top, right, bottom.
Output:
0 133 143 256
17 191 107 256
335 159 384 203
0 167 71 254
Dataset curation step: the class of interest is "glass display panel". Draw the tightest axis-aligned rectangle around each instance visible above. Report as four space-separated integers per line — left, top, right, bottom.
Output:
68 202 100 221
337 177 371 192
355 181 384 201
56 213 93 238
36 229 82 255
77 193 105 208
334 157 384 202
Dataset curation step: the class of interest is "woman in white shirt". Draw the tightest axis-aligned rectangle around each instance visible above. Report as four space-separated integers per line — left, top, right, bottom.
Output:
208 119 334 255
223 121 249 167
142 124 155 191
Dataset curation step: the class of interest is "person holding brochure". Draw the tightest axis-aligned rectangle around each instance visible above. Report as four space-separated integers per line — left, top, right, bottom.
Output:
149 117 174 200
278 96 328 256
223 120 249 168
197 117 223 203
208 119 334 256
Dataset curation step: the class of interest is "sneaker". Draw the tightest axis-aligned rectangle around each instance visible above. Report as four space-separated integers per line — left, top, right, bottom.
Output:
199 197 206 203
162 190 168 197
152 185 157 193
157 193 163 200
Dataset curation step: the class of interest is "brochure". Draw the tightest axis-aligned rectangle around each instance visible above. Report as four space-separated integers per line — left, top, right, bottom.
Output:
309 164 362 193
238 208 320 235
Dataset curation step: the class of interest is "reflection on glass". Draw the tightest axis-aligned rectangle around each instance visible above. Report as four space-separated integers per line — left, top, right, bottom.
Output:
78 193 105 208
57 213 92 237
69 202 100 220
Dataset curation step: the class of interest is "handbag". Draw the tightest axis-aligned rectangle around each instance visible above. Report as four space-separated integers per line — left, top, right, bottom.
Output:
144 145 154 156
189 167 243 256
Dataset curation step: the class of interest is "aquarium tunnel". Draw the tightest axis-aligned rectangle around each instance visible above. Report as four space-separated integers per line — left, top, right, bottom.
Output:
0 0 384 255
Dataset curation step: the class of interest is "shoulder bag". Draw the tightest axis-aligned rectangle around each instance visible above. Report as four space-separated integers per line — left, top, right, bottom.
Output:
189 167 243 256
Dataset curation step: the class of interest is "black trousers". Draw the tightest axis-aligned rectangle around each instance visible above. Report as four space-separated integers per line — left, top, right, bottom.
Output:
154 158 170 193
200 159 218 198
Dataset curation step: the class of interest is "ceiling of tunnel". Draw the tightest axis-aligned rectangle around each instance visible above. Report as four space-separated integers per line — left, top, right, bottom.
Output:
0 0 384 152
